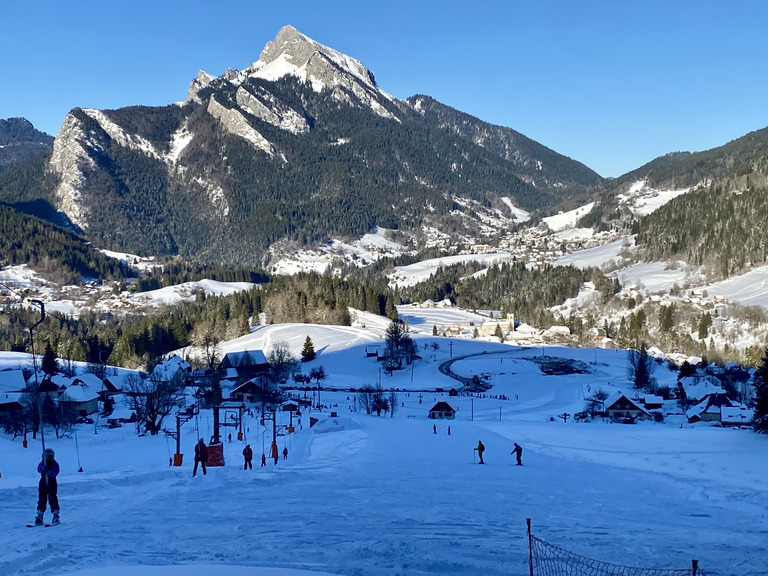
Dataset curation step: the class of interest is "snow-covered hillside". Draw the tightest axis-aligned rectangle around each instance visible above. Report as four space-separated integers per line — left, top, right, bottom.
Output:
1 322 766 576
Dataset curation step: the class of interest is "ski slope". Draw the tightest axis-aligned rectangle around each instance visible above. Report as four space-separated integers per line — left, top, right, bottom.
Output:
1 325 766 576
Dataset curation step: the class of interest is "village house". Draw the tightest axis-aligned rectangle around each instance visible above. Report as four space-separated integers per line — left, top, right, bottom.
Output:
604 393 651 422
58 382 100 416
152 354 191 383
686 393 750 425
541 325 572 344
219 350 269 381
428 401 456 420
479 314 515 337
230 379 272 404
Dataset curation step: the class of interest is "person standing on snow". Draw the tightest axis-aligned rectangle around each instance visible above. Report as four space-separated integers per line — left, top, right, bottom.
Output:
35 448 60 525
242 444 253 470
282 446 288 460
511 442 523 465
261 453 267 467
476 440 485 464
193 439 208 477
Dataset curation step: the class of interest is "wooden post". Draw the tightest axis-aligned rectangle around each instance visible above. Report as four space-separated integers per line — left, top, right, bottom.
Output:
527 518 534 576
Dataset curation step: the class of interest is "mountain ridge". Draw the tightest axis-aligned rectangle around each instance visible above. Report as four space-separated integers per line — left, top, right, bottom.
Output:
0 26 606 267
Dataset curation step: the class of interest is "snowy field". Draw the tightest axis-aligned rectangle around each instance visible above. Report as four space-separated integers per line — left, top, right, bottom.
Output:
1 319 767 576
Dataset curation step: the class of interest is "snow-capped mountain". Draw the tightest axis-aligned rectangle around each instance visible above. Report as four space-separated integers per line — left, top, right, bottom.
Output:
2 25 602 268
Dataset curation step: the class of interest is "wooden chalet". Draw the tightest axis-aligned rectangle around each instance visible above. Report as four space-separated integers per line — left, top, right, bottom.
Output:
428 401 456 420
604 394 651 422
219 350 269 380
686 393 745 424
231 379 271 403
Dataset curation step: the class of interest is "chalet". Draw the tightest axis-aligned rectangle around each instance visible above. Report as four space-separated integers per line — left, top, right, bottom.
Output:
219 350 269 380
679 375 724 403
643 395 664 411
541 325 571 344
604 394 651 422
231 379 271 403
0 399 23 415
686 393 743 424
281 400 299 412
0 368 27 393
102 373 129 397
152 354 191 383
58 383 99 416
28 375 67 399
365 345 380 359
720 405 753 427
428 401 456 420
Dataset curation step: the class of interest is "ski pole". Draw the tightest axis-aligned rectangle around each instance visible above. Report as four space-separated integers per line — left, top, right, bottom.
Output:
74 428 83 472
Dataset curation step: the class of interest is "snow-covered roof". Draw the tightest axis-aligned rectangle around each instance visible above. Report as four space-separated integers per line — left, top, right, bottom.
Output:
680 375 724 402
0 369 27 393
604 393 651 414
73 373 104 388
152 354 191 381
221 350 268 367
721 406 753 425
60 383 99 402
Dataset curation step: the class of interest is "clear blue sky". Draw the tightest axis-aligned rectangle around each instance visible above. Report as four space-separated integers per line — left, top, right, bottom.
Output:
3 0 768 177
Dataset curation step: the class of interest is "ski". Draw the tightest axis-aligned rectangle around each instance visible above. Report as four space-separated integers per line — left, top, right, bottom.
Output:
26 523 47 528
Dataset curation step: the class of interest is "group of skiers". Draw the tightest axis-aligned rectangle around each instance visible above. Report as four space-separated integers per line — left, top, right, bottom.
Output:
475 440 523 465
190 438 289 476
33 434 523 524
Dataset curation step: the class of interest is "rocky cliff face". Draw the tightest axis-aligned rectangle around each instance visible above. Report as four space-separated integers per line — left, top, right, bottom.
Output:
21 26 601 265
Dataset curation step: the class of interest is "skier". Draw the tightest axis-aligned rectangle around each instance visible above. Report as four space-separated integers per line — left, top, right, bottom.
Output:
35 448 60 525
261 453 267 467
270 441 279 465
476 440 485 464
447 426 451 435
242 444 253 470
511 442 523 465
282 446 288 460
433 424 437 434
193 439 208 477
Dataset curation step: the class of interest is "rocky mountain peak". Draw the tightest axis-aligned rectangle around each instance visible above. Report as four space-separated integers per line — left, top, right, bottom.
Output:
245 25 380 95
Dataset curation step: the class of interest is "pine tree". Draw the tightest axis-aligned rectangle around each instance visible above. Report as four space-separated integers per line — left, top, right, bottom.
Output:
301 335 316 362
753 347 768 433
41 343 59 376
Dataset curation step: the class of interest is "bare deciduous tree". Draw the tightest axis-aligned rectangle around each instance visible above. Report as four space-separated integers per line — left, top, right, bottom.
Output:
124 372 186 435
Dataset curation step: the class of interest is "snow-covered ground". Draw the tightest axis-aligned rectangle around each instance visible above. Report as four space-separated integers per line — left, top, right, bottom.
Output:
389 252 515 289
2 321 766 576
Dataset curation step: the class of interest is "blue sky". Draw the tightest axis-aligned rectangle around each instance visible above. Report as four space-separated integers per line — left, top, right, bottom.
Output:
3 0 767 177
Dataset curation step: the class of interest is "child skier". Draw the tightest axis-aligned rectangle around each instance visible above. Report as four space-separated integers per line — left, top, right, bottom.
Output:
35 448 60 525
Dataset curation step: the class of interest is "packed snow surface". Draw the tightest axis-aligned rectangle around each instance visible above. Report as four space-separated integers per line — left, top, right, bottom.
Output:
1 319 767 576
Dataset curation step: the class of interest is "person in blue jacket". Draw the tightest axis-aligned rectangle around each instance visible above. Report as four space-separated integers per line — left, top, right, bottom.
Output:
35 448 60 525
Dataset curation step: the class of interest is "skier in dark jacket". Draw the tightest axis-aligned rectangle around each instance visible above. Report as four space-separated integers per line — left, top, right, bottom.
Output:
242 444 253 470
193 439 208 476
511 442 523 465
36 448 60 525
476 440 485 464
